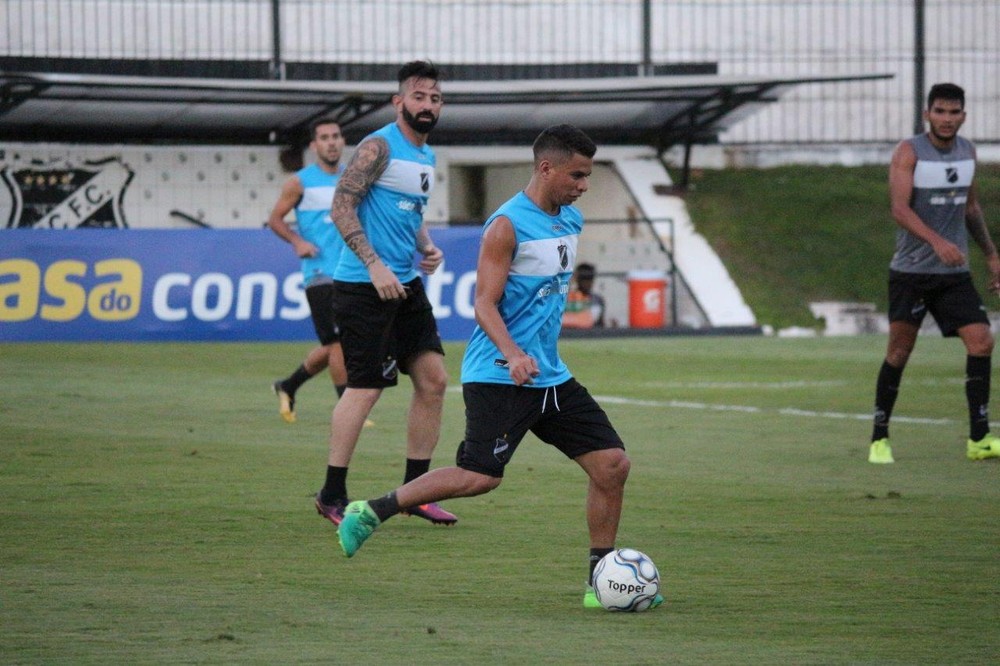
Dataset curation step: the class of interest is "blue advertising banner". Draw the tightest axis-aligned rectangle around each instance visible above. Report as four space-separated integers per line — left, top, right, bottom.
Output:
0 227 483 342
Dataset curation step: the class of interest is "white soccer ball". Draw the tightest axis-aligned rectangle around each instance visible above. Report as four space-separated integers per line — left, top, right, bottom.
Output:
592 548 661 612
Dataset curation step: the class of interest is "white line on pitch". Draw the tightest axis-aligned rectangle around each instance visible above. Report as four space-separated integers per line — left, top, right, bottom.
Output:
445 386 955 426
593 395 954 426
636 378 963 390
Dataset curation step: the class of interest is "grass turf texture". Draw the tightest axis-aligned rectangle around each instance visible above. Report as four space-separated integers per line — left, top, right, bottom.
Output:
3 338 998 664
684 163 1000 330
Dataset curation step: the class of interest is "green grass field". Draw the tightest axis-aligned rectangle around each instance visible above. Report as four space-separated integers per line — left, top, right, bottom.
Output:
3 337 998 664
684 164 1000 329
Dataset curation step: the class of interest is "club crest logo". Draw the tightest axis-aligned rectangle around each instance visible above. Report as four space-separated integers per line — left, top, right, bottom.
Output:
945 167 958 184
420 172 430 193
558 242 569 270
493 438 510 464
2 157 134 229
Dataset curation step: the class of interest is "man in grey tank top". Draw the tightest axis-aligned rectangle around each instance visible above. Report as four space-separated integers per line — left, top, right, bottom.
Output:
869 83 1000 463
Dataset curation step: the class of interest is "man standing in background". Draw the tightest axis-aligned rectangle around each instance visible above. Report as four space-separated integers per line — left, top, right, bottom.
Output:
868 83 1000 464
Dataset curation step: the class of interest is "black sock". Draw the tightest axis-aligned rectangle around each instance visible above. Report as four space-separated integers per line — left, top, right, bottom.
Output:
283 364 314 395
369 490 401 522
404 458 431 484
319 466 348 505
966 355 991 442
588 547 614 586
872 360 904 441
335 384 346 398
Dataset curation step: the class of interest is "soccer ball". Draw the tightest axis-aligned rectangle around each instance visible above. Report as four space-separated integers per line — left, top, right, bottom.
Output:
592 548 660 612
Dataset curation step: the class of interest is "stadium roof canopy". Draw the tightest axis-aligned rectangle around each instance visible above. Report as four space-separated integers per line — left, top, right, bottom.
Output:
0 71 891 151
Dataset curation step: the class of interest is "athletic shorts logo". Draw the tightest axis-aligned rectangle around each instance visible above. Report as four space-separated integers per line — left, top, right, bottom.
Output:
382 358 398 381
493 438 510 464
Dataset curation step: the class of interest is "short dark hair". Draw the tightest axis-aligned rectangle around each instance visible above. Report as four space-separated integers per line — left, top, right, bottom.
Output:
575 263 596 279
309 117 340 140
927 83 965 110
398 60 440 90
532 124 597 163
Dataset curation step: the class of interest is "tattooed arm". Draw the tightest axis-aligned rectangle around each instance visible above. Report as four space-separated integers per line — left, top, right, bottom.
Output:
331 136 407 300
964 174 1000 293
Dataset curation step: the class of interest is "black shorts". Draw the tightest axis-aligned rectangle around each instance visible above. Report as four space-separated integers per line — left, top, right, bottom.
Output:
305 283 341 345
455 378 625 478
888 270 989 337
333 277 444 389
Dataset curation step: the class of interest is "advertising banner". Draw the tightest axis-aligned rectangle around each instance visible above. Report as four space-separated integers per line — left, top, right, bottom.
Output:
0 227 482 342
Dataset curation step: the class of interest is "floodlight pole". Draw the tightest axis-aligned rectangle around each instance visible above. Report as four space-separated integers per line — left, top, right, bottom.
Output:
913 0 925 135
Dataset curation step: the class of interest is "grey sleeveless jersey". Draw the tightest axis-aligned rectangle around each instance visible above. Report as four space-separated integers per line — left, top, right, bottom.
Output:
890 133 976 274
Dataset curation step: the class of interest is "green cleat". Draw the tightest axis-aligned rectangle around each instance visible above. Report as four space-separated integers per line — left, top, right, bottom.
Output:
583 584 663 610
337 501 381 558
868 438 894 464
967 434 1000 461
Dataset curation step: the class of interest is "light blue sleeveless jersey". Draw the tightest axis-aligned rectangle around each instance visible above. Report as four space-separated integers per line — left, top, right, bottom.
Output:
334 122 436 283
295 163 344 286
461 191 582 387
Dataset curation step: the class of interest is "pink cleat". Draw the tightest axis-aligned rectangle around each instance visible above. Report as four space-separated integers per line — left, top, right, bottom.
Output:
403 502 458 525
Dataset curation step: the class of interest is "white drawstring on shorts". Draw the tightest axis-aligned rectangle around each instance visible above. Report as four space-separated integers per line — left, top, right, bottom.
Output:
541 385 561 413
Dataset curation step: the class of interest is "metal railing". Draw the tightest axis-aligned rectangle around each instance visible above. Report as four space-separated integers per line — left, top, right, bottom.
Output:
566 215 712 329
3 1 999 143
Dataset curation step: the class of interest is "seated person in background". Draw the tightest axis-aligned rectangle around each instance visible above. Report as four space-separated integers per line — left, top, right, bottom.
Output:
562 262 606 329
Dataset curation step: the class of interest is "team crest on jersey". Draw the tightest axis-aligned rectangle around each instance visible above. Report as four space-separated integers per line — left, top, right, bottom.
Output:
945 167 958 183
420 172 430 193
558 242 569 270
1 157 134 228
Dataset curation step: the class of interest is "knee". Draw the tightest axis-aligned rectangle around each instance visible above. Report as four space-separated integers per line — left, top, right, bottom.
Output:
479 475 503 494
613 452 631 485
426 368 449 398
413 358 448 400
463 470 502 496
967 335 995 357
602 450 631 488
885 344 913 368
